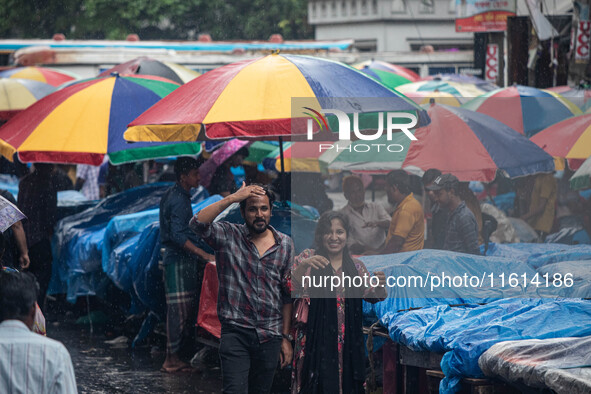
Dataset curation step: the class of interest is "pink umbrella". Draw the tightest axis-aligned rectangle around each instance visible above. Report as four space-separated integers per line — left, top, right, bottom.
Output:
199 139 250 188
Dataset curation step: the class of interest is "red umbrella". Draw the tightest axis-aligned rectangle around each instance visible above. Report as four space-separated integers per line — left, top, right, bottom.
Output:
530 113 591 170
402 104 555 182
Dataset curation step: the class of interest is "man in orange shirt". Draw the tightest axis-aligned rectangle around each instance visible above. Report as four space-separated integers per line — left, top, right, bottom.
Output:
380 170 425 254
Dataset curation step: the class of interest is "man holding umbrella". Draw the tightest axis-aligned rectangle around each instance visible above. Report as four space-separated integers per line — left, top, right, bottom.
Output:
190 183 293 393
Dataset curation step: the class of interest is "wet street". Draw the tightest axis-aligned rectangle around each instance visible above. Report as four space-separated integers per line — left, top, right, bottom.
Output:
47 320 222 393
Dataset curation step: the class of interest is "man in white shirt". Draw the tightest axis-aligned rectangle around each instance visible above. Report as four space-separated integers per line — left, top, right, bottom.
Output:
76 164 101 200
339 175 391 255
0 270 78 394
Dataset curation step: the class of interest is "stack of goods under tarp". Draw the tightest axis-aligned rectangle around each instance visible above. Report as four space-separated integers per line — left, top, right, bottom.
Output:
479 336 591 393
359 245 591 393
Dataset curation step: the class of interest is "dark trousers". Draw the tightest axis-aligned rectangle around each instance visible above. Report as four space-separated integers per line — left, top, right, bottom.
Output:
27 239 53 305
219 325 282 394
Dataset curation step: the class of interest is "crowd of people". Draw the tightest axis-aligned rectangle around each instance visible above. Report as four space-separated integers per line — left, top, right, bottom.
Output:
0 147 589 393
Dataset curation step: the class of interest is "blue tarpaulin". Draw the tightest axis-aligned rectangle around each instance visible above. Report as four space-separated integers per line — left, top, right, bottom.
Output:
103 195 222 295
360 248 591 393
50 183 176 301
483 242 591 269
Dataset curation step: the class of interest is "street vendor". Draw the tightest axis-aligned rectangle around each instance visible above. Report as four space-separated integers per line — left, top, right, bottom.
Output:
159 157 214 373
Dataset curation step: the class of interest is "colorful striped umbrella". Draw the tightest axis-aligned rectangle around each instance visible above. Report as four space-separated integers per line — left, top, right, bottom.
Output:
570 155 591 190
396 80 487 101
352 60 420 82
530 113 591 170
421 74 498 91
0 74 201 165
402 104 555 182
0 67 79 86
403 91 461 107
463 85 582 137
272 142 336 173
124 53 427 142
0 78 56 120
99 57 200 85
358 67 412 89
243 141 291 166
546 86 591 109
327 133 411 173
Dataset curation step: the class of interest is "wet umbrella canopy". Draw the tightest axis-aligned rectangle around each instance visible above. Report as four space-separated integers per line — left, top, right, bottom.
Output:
0 78 56 120
124 53 427 142
0 74 201 165
402 104 555 181
0 66 79 87
99 57 200 85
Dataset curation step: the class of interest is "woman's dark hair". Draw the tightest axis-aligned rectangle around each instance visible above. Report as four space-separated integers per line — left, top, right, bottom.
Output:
238 183 275 211
314 211 350 257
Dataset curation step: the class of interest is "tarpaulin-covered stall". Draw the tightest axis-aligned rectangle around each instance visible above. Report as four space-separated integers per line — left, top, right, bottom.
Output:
479 336 591 393
359 247 591 393
50 183 175 301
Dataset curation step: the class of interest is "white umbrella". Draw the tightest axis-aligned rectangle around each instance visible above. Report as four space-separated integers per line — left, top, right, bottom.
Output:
0 195 26 232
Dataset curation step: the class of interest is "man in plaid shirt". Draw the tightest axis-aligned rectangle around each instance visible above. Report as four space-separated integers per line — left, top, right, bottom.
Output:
190 183 293 393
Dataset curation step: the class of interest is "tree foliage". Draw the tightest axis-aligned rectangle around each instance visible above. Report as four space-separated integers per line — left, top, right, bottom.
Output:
0 0 313 40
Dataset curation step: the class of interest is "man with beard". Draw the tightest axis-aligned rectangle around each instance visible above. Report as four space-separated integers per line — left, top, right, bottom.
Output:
190 183 294 394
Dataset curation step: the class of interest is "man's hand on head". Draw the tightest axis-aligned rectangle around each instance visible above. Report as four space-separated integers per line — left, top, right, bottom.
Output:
231 182 266 203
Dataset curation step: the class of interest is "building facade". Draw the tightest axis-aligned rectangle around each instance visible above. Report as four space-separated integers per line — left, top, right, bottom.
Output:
308 0 473 52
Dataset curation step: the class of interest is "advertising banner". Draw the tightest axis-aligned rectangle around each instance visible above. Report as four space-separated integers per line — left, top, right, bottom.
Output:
456 0 516 32
575 20 591 63
485 44 499 82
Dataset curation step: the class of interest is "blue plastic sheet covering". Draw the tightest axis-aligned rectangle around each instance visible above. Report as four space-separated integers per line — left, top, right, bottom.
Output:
360 248 591 393
130 223 165 319
56 190 97 221
50 183 178 301
479 336 591 393
490 192 515 215
0 174 19 197
483 242 591 269
216 200 319 254
103 195 223 295
361 249 545 317
383 299 591 393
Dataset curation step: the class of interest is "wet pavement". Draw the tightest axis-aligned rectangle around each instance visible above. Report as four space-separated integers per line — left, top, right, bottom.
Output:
47 321 222 394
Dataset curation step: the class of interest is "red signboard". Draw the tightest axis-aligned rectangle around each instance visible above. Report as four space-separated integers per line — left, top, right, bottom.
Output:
456 0 516 32
485 44 499 82
575 20 591 62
